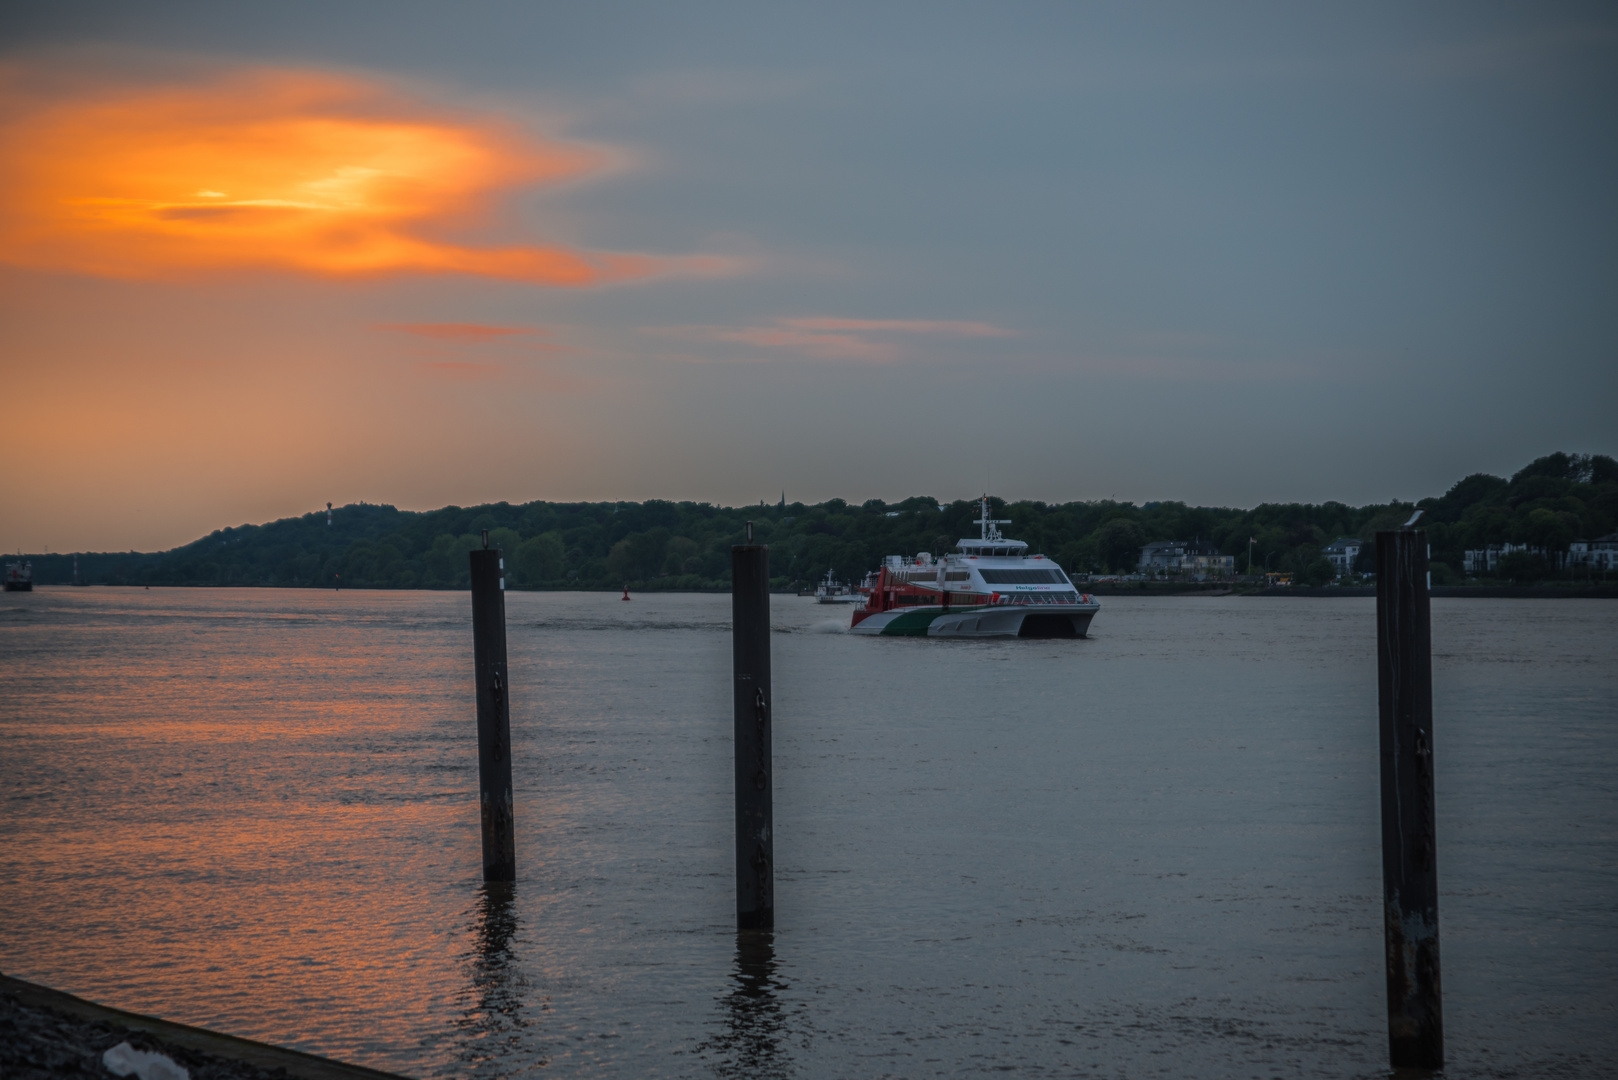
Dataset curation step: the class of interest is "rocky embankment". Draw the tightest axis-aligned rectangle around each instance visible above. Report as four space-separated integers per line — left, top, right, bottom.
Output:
0 973 403 1080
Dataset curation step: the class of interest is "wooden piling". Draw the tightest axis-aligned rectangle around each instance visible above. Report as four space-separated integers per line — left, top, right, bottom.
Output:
470 546 516 882
731 530 774 930
1375 518 1443 1069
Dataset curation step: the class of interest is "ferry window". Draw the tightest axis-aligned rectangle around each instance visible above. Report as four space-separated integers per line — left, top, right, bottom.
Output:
979 569 1068 585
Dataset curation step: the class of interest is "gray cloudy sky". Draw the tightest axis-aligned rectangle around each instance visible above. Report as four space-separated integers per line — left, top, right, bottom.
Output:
2 2 1614 550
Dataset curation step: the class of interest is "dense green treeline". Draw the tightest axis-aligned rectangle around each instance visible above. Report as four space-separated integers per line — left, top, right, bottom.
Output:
20 451 1616 590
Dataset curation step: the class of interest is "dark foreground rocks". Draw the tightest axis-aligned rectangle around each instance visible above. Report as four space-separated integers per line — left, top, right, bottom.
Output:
0 973 404 1080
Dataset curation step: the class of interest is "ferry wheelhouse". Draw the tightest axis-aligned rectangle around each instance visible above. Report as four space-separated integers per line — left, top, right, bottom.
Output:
850 498 1099 637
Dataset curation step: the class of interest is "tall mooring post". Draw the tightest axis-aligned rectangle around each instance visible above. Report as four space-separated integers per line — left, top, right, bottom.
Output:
732 522 774 930
1375 512 1442 1069
470 535 516 882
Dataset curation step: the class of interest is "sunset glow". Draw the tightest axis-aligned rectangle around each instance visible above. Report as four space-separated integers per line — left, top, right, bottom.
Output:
376 322 541 341
0 67 657 285
660 317 1017 362
1 5 1610 557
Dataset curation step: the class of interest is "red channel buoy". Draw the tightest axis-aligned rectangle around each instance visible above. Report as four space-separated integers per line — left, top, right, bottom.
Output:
621 584 632 601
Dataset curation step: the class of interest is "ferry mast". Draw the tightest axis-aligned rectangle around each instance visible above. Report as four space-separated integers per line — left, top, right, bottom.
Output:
975 495 1012 543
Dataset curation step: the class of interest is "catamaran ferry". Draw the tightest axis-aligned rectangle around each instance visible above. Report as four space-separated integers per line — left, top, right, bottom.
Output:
850 498 1099 637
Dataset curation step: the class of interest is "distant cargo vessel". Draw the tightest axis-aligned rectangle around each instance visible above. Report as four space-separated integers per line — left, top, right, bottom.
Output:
850 498 1099 637
4 559 33 592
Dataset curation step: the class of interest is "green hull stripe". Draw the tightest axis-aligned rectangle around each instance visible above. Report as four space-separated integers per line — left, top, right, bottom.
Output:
873 605 990 636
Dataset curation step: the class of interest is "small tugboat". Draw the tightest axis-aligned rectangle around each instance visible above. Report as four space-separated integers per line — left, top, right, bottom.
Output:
4 559 33 592
814 568 862 604
850 497 1099 637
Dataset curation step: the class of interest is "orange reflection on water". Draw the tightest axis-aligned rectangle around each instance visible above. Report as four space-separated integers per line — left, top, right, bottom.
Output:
0 589 493 1068
0 65 655 285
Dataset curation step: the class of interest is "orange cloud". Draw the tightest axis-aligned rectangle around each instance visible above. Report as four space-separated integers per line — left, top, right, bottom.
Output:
702 326 900 361
779 317 1015 337
0 65 660 285
657 316 1016 362
376 322 539 341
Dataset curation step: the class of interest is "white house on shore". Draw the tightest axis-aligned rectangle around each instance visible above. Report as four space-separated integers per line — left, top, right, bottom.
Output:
1138 540 1187 571
1137 539 1235 579
1462 543 1564 574
1322 537 1363 577
1568 532 1618 571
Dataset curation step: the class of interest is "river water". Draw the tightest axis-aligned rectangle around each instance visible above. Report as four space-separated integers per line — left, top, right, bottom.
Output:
0 588 1613 1078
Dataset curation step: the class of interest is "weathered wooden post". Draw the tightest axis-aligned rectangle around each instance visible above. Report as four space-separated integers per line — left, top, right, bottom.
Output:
470 535 516 882
732 522 773 930
1375 511 1442 1069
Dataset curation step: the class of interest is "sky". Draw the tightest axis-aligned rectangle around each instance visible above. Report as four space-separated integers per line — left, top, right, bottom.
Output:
2 2 1614 554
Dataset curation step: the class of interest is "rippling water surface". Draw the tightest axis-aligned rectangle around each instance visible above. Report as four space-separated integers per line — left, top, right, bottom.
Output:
1 588 1614 1078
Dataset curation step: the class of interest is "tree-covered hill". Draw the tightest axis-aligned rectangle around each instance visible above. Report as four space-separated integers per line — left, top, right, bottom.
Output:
17 452 1616 589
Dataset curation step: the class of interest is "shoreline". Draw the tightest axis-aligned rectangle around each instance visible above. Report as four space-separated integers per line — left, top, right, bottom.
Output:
9 583 1616 599
1245 584 1618 599
0 972 406 1080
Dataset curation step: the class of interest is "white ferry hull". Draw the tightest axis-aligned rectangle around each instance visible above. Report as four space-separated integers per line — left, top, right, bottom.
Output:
850 602 1099 638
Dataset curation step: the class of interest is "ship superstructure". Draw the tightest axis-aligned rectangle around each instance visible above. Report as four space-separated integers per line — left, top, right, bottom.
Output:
850 497 1099 637
814 568 863 603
